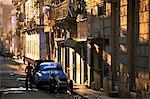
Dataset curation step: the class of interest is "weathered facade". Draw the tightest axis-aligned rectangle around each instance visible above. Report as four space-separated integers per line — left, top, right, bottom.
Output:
0 1 13 52
45 0 111 90
13 0 47 63
12 0 150 97
134 0 150 94
110 0 150 97
84 0 111 90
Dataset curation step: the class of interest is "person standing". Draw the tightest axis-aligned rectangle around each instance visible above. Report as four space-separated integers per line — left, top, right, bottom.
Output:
23 55 25 64
25 62 34 91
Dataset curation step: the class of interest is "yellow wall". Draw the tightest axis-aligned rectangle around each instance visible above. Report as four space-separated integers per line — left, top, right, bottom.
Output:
69 48 74 80
25 33 40 60
86 0 103 16
76 53 81 84
139 0 149 43
54 0 68 20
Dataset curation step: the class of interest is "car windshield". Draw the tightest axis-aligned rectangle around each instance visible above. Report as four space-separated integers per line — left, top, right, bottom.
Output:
40 63 63 71
42 67 58 71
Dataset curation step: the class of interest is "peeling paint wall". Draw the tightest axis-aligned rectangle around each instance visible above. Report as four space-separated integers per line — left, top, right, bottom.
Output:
137 0 149 68
25 33 40 60
135 0 150 91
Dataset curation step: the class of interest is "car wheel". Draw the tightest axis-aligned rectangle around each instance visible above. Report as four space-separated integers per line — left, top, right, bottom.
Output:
49 79 55 92
34 75 42 89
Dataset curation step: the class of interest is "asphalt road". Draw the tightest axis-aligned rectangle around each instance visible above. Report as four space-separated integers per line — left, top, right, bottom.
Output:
0 57 80 99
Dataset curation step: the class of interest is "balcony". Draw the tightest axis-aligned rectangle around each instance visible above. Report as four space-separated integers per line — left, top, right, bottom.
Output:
12 0 21 3
53 0 77 38
54 1 68 21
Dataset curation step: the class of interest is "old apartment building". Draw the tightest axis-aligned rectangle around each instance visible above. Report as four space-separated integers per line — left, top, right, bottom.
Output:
12 0 150 96
111 0 150 96
0 1 14 54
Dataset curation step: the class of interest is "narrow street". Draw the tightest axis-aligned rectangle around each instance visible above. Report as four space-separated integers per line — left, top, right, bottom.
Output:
0 57 80 99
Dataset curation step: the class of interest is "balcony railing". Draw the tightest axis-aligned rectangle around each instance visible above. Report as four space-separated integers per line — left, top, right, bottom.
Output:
54 1 68 20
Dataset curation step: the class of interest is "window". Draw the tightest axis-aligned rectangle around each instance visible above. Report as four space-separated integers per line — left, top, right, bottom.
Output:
97 5 105 16
138 1 149 45
76 0 85 14
137 56 148 69
60 0 64 2
51 0 55 4
56 0 59 4
91 9 93 15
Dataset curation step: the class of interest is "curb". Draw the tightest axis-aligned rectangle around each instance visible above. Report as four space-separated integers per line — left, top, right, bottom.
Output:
72 90 88 99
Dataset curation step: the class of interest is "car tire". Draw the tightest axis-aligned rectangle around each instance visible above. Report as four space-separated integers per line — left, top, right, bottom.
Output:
49 79 55 93
34 75 42 89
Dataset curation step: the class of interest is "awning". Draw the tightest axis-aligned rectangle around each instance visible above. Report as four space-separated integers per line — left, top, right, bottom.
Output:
60 38 76 48
60 38 86 49
55 15 76 29
89 37 109 45
22 28 37 35
59 38 86 60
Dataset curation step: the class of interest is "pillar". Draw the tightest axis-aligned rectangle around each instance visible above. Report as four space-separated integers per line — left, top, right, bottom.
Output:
87 40 92 87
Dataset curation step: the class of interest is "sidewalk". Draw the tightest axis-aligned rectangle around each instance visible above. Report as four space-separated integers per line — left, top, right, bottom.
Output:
13 58 27 75
14 58 27 65
73 84 119 99
73 84 139 99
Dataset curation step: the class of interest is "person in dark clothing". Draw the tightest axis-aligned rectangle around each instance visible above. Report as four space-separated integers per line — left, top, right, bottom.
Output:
25 62 34 91
23 55 25 64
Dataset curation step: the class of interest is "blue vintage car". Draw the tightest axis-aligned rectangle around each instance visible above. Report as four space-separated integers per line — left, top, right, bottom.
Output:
33 62 73 92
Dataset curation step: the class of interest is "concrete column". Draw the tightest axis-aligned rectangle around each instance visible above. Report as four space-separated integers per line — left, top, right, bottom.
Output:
111 1 117 91
46 32 50 60
39 2 46 60
57 41 61 62
76 52 81 84
73 50 77 82
81 49 84 84
61 47 65 72
0 55 1 87
148 0 150 80
65 48 68 73
127 0 136 91
87 40 91 87
67 48 70 78
149 0 150 80
69 48 74 80
54 42 57 62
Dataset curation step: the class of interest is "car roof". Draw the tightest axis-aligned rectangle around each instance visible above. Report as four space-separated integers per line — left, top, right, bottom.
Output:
34 60 54 64
40 62 62 69
40 62 60 65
